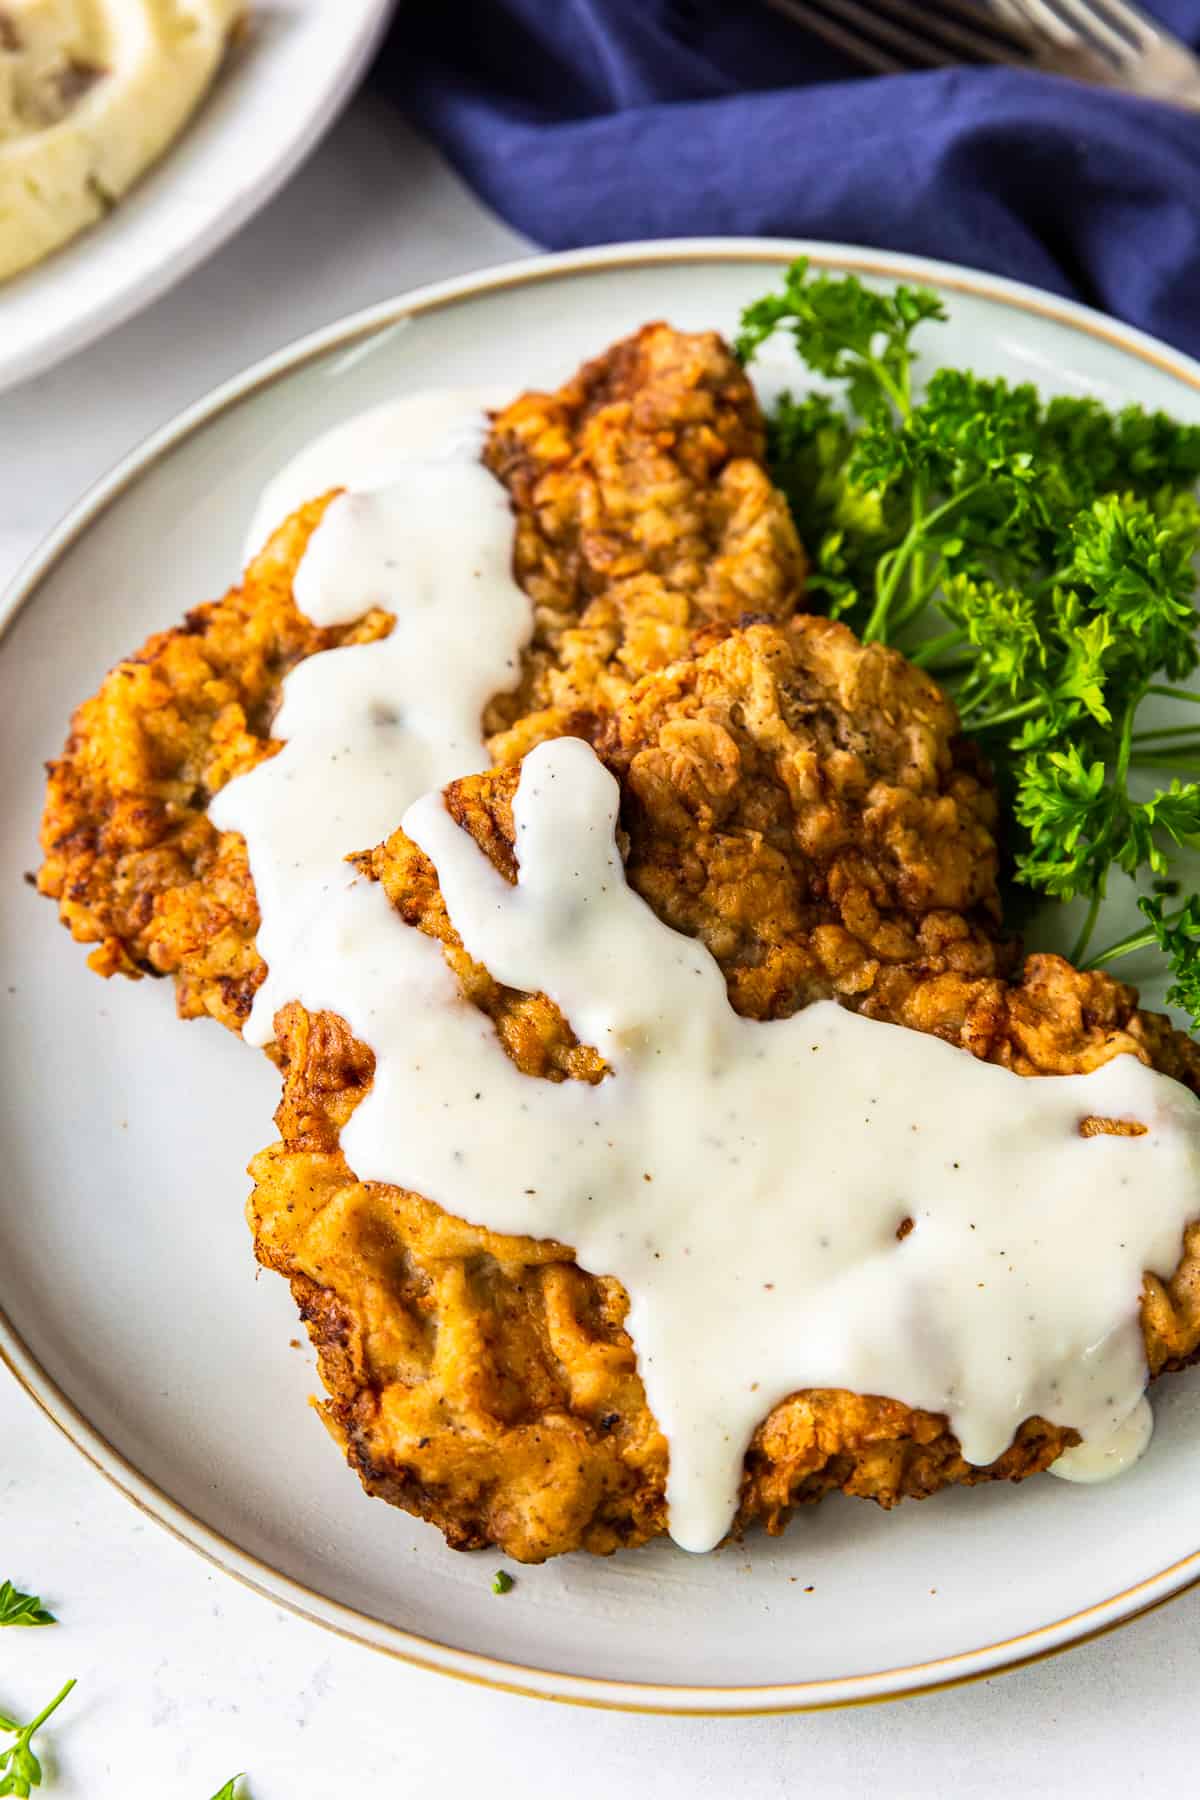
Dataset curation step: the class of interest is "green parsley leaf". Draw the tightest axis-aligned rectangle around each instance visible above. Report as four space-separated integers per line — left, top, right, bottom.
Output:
0 1586 54 1630
1136 896 1200 1028
1064 496 1199 685
739 257 1200 989
0 1680 75 1797
764 391 893 618
209 1777 247 1800
492 1569 514 1595
735 258 946 420
1013 746 1114 902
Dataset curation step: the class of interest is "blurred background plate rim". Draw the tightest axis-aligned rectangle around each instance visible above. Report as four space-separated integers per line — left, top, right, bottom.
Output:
5 237 1200 1715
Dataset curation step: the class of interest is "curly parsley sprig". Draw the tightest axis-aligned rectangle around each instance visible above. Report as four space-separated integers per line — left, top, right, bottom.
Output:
1088 895 1200 1020
738 259 1200 1010
0 1680 75 1797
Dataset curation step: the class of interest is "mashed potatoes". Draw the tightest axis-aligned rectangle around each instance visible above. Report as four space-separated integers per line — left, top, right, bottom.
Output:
0 0 242 282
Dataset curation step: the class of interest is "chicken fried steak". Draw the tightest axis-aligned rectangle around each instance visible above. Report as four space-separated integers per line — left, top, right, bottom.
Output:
37 313 1200 1564
37 325 805 1034
248 619 1200 1563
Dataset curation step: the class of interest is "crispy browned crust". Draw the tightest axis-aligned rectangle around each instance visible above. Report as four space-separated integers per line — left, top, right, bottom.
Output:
601 614 1012 1021
35 496 392 1033
37 325 804 1032
250 620 1200 1563
480 320 806 760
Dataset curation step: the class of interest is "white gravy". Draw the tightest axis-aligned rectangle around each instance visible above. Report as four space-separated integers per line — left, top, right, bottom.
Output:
1049 1394 1154 1484
213 390 528 1048
244 387 514 560
212 390 1200 1553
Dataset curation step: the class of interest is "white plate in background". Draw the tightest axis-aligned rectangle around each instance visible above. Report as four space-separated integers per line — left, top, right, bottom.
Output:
3 242 1200 1713
0 0 394 393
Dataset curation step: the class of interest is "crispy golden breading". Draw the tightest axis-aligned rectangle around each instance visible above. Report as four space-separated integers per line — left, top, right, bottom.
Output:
481 322 806 763
600 614 1011 1022
36 498 387 1033
249 621 1200 1563
38 325 803 1032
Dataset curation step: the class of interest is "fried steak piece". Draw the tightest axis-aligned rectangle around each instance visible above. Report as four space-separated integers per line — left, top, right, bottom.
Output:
249 619 1200 1563
38 325 804 1034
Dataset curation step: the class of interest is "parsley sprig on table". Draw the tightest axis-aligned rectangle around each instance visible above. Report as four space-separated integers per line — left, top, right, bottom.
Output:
0 1680 74 1797
0 1579 241 1794
737 259 1200 1006
0 1587 54 1631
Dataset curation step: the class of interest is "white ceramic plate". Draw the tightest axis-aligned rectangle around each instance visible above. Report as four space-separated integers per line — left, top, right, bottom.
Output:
0 0 394 393
4 242 1200 1716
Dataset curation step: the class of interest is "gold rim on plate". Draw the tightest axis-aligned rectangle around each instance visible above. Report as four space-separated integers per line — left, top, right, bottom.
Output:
4 239 1200 1714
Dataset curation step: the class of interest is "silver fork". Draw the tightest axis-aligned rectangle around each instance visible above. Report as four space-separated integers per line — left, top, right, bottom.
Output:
764 0 1200 108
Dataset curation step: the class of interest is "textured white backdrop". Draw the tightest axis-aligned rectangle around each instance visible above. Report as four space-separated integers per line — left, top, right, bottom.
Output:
2 95 1198 1799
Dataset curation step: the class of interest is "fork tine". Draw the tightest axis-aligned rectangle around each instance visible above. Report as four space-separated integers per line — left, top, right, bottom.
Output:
764 0 909 72
775 0 972 68
766 0 1033 75
869 0 1031 62
1053 0 1161 50
1087 0 1165 48
1034 0 1140 56
997 0 1079 44
820 0 965 64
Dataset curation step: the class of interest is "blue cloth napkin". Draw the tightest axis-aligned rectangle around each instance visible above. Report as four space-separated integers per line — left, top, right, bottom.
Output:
381 0 1200 359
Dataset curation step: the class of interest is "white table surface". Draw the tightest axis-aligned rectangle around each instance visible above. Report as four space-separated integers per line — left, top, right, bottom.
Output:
3 91 1199 1800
